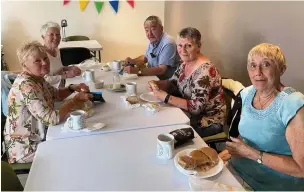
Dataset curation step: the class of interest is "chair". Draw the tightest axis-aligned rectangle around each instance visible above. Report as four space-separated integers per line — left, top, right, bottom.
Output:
66 35 90 41
1 161 24 191
60 47 92 66
203 79 243 151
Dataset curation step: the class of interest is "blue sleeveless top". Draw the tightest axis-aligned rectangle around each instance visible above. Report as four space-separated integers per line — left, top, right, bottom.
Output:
231 86 304 191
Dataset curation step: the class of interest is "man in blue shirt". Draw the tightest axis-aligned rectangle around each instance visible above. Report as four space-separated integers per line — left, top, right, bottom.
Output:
124 16 181 80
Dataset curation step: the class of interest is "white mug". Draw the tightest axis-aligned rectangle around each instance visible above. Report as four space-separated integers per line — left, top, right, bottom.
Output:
67 110 86 130
82 69 95 82
157 134 175 159
126 82 137 96
112 60 121 71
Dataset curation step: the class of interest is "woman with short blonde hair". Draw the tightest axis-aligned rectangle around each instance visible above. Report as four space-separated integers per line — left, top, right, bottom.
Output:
221 43 304 190
4 41 92 163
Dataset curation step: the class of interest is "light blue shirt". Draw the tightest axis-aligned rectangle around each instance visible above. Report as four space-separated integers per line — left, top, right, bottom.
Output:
231 86 304 191
145 33 181 80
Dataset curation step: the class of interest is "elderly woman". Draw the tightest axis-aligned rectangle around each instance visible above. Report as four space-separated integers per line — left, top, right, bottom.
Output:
3 41 92 163
220 43 304 190
149 27 226 137
41 21 81 87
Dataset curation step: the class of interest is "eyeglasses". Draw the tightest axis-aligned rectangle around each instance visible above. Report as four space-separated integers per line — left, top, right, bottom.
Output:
247 61 271 71
150 52 156 58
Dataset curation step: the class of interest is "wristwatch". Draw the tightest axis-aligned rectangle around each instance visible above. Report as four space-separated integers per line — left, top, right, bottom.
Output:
68 84 75 93
138 70 142 75
257 151 263 164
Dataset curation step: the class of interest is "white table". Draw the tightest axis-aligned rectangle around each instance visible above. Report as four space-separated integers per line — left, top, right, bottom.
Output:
25 125 243 191
59 40 103 61
47 68 190 140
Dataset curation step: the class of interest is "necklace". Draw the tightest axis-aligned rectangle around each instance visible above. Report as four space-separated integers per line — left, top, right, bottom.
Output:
257 90 277 109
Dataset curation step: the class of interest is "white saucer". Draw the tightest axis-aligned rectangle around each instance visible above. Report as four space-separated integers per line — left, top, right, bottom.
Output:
139 92 162 103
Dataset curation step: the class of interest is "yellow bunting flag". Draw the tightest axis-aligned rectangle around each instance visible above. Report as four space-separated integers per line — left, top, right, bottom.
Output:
79 0 90 11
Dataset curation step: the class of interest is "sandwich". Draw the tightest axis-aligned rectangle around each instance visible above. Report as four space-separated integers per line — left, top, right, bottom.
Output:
149 81 159 90
178 147 219 172
126 96 139 104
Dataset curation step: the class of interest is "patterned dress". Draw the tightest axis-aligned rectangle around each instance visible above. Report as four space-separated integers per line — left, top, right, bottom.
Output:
4 72 60 163
168 62 226 128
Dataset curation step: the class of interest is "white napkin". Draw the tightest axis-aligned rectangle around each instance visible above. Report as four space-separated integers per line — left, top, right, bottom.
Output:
62 121 106 132
120 96 141 109
121 73 138 80
142 103 160 114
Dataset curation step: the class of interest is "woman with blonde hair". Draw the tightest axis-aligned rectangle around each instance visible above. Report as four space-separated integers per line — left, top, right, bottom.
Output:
3 41 92 163
221 43 304 190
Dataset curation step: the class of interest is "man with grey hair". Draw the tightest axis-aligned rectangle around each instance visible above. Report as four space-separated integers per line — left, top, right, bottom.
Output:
123 16 180 80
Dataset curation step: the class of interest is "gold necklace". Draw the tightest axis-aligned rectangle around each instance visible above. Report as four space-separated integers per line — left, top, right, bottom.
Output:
257 90 277 109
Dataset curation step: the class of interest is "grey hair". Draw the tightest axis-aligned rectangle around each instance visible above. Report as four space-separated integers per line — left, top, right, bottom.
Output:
40 21 60 37
144 15 163 26
178 27 202 47
17 41 46 65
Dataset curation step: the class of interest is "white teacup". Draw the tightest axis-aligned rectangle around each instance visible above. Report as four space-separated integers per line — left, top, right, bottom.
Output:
94 80 104 89
126 82 137 96
112 60 122 71
82 69 95 82
67 110 86 130
157 134 175 159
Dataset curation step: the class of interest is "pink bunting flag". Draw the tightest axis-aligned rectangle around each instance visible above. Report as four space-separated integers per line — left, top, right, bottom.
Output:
63 0 70 5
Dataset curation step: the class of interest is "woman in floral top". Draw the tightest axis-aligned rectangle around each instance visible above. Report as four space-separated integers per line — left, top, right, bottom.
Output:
4 41 92 163
149 27 226 137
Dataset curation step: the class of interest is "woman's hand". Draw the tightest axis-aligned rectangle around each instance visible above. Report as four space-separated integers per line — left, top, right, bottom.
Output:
226 137 258 159
70 83 90 93
152 89 168 102
73 92 92 102
70 66 81 76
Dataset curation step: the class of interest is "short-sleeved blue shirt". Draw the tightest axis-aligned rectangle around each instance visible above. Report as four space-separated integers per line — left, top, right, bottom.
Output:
145 33 181 80
231 85 304 191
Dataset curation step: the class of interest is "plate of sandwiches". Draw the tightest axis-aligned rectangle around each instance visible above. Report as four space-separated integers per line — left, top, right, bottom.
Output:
174 147 224 179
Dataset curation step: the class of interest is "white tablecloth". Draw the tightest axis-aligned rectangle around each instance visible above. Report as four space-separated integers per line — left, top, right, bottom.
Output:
47 68 190 140
25 125 243 191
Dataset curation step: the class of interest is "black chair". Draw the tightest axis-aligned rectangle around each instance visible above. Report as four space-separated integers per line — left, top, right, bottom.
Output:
60 47 92 66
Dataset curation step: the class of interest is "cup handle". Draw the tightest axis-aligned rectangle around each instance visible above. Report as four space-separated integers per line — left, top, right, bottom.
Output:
67 117 73 129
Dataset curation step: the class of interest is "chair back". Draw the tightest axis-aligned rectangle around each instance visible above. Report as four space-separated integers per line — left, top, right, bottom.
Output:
1 161 24 191
60 47 92 66
66 35 90 41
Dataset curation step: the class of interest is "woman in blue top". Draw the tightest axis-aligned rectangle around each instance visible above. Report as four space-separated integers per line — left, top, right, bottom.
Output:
221 43 304 190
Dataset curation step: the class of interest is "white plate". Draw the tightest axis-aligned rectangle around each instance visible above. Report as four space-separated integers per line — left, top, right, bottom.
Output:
174 148 224 179
139 92 162 103
121 73 138 80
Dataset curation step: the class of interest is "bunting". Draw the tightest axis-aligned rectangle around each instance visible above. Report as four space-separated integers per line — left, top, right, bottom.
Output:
63 0 70 6
63 1 134 14
94 1 104 14
79 0 90 11
127 0 134 8
109 0 119 13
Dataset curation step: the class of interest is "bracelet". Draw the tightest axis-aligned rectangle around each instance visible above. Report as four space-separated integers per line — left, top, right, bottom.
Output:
68 84 75 93
164 94 171 104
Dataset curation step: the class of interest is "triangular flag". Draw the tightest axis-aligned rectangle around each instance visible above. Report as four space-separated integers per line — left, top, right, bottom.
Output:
127 0 134 8
79 0 89 12
63 0 70 6
94 1 104 14
109 0 119 13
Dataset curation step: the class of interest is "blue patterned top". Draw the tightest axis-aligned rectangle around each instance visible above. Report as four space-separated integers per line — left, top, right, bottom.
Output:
231 85 304 191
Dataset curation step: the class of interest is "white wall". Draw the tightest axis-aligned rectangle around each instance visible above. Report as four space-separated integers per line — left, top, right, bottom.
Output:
1 0 165 71
165 1 304 92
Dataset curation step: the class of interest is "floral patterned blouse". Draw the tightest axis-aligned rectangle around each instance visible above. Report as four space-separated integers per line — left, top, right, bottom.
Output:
168 62 226 128
4 72 60 163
